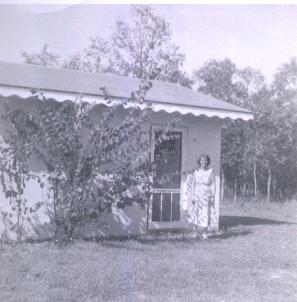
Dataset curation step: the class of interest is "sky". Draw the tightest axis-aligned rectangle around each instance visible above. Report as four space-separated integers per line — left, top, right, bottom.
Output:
0 4 297 82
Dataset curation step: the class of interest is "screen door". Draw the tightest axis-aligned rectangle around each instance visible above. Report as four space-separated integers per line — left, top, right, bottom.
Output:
150 131 182 225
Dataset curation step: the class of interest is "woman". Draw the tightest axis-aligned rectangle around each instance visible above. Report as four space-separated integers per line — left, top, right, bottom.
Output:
187 154 216 239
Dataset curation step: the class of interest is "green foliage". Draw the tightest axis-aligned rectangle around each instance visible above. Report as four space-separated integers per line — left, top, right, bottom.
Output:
21 44 60 67
109 6 191 86
18 7 297 205
0 79 179 243
62 37 110 73
0 106 44 241
194 59 255 196
23 6 191 87
194 57 297 201
194 59 243 103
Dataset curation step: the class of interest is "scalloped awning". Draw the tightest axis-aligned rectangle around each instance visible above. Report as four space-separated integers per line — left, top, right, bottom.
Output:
0 62 253 121
0 86 253 121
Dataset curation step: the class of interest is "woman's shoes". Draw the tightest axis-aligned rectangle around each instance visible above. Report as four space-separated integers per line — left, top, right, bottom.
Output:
202 232 208 240
189 232 208 240
191 232 198 239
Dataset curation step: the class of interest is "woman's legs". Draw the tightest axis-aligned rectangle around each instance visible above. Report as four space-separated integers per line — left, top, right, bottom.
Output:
202 227 208 239
198 198 208 238
195 225 199 233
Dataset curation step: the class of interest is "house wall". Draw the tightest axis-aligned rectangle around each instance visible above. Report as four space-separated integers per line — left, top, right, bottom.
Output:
0 96 53 241
150 111 221 232
0 96 221 240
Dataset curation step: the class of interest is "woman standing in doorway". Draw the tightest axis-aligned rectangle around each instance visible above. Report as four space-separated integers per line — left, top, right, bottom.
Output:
188 154 216 239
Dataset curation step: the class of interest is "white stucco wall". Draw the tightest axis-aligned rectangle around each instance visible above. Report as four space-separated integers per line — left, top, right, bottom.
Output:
0 96 221 240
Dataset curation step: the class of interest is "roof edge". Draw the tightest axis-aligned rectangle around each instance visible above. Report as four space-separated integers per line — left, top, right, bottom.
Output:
0 83 253 116
0 85 254 121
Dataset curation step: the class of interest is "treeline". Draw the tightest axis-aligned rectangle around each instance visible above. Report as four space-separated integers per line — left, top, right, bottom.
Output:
194 58 297 202
22 6 297 202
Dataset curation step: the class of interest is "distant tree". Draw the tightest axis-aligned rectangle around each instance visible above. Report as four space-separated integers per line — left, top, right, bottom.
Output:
21 44 60 67
268 58 297 200
20 6 191 87
249 87 275 201
193 59 267 201
109 6 191 87
61 52 84 71
235 67 265 98
238 61 297 202
24 6 191 87
194 57 297 202
194 59 245 201
62 36 110 73
234 67 266 199
194 59 246 104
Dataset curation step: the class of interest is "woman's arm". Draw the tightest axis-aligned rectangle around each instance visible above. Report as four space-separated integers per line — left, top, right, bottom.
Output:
211 169 216 200
191 172 196 203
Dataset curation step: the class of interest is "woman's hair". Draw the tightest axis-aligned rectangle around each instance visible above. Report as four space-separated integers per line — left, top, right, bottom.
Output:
197 154 211 168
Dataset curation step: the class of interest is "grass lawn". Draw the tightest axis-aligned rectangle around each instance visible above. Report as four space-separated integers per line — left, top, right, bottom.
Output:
1 201 297 302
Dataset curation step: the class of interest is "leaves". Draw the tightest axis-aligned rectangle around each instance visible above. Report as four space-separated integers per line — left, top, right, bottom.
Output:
21 44 60 67
110 6 191 86
0 77 175 242
194 57 297 200
22 6 191 88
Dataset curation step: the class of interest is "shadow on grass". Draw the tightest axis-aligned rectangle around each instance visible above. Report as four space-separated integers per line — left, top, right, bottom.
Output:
210 229 252 240
84 233 199 248
99 240 148 251
10 215 294 249
219 215 295 229
89 227 253 246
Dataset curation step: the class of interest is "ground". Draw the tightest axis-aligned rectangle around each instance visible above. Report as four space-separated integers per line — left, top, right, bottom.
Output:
1 200 297 302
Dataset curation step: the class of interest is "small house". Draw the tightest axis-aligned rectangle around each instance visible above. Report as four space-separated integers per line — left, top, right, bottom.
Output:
0 62 253 240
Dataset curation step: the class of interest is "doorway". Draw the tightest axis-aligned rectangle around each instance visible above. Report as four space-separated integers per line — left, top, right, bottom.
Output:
149 130 185 229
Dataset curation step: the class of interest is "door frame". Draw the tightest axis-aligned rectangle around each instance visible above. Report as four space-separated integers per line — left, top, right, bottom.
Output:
148 123 188 230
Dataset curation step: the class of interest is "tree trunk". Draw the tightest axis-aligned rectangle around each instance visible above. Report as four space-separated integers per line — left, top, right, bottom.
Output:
279 188 283 201
267 165 272 203
272 177 277 201
242 183 247 197
233 179 237 203
221 172 225 203
253 161 258 200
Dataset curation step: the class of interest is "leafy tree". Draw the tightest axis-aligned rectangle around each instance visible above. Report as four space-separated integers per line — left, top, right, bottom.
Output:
61 52 84 71
0 79 179 242
0 105 44 241
245 59 297 202
110 6 191 86
235 67 265 98
195 59 237 101
194 57 297 202
234 68 266 199
23 6 191 87
62 36 110 73
268 58 297 200
193 59 267 201
21 44 60 67
194 59 245 200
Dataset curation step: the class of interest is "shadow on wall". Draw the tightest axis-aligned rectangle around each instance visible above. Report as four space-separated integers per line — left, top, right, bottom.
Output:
0 96 149 242
74 203 148 239
0 195 148 241
28 206 56 241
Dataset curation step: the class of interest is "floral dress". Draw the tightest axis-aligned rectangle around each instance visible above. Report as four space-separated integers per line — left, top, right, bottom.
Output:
185 168 215 228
